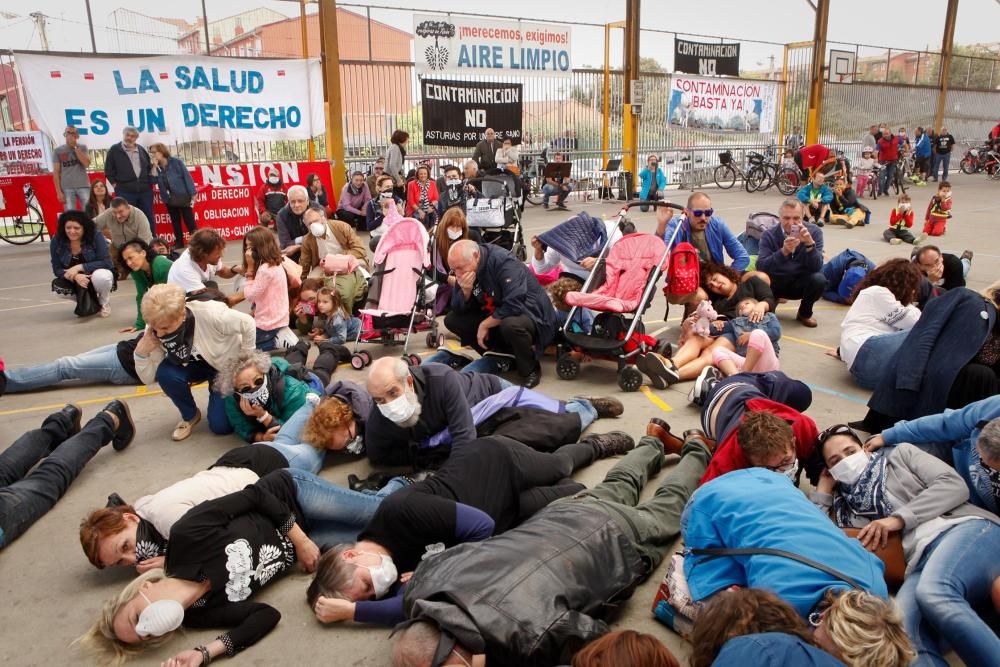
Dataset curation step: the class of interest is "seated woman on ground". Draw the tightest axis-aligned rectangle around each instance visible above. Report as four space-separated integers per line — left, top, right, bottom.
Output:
812 424 1000 667
709 297 782 379
85 178 111 218
831 258 922 390
118 238 172 334
366 174 405 251
430 208 481 316
49 210 115 318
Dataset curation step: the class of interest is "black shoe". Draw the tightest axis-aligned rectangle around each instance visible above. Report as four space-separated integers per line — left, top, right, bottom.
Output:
352 471 396 492
582 431 636 458
688 366 721 407
522 366 542 389
52 404 83 438
291 339 311 358
637 353 680 388
574 395 624 418
318 341 351 363
556 204 569 211
105 492 128 507
103 400 135 451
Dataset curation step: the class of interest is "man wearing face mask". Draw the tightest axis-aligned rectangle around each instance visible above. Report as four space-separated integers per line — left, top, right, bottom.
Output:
437 165 468 216
813 424 1000 667
298 204 370 309
255 167 288 226
274 185 312 261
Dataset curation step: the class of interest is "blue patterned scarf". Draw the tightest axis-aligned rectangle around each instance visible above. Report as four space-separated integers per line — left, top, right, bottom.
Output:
833 450 894 527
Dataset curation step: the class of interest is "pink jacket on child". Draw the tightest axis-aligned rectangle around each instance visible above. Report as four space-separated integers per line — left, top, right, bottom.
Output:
243 262 290 331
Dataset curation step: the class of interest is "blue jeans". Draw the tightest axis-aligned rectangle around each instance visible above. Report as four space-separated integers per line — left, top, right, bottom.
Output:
117 189 155 226
288 468 408 547
879 161 897 195
4 344 138 392
63 186 91 211
155 358 231 433
263 402 326 474
256 327 280 351
931 153 951 181
565 398 598 431
848 329 911 390
895 519 1000 667
542 183 571 206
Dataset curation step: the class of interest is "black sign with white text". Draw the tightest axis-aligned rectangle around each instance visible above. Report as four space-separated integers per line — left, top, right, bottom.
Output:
421 79 523 147
674 38 740 77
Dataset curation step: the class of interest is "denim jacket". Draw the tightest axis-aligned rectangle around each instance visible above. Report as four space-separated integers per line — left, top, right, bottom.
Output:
715 312 781 355
49 233 113 278
156 157 196 199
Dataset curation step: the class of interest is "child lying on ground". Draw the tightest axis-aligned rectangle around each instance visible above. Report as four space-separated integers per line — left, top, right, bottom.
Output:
709 297 782 376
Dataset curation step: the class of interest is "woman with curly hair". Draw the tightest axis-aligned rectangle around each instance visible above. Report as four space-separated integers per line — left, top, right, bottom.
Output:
573 630 679 667
835 258 923 389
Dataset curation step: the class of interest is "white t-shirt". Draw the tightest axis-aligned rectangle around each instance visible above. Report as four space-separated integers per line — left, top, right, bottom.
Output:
840 285 921 366
133 466 261 538
167 249 223 292
530 219 623 280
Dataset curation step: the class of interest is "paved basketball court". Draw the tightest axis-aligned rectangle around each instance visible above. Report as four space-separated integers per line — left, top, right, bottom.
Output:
1 175 992 665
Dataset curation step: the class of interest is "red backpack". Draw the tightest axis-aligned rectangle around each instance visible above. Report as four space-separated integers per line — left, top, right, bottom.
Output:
667 242 700 295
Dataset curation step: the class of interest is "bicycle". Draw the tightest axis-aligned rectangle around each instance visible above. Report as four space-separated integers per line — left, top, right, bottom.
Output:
742 145 780 193
519 154 546 206
0 183 47 245
714 151 749 189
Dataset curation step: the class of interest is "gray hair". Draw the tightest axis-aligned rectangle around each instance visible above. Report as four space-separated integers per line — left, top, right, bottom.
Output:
214 349 272 396
287 184 309 199
979 418 1000 463
122 126 138 136
779 198 804 214
389 357 409 382
463 159 479 172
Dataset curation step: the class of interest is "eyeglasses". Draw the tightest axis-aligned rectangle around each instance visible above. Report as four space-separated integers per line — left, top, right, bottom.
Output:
763 456 796 472
690 208 714 218
236 375 265 394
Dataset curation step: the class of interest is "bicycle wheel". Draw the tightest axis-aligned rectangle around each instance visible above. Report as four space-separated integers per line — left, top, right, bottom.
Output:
892 170 908 195
775 168 799 195
744 165 765 193
0 204 46 245
713 164 737 189
524 177 543 205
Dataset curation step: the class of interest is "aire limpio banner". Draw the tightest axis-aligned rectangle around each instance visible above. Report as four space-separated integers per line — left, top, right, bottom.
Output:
14 52 324 150
414 14 572 76
421 79 523 147
667 75 780 134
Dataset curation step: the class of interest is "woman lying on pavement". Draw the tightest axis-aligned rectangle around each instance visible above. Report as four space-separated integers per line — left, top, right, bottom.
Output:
1 335 144 393
83 467 411 664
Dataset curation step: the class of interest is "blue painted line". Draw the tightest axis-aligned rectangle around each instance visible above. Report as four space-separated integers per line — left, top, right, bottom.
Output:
805 383 869 405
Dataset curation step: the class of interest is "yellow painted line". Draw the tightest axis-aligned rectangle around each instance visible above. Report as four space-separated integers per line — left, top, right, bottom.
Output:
640 386 673 412
781 334 836 351
0 383 209 417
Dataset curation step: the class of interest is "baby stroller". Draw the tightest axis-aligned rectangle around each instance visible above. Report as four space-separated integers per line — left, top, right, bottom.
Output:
465 175 526 261
351 216 437 369
559 200 685 391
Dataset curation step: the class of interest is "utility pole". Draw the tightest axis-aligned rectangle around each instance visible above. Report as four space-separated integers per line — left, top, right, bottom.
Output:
29 12 50 51
622 0 641 180
805 0 830 145
318 0 348 193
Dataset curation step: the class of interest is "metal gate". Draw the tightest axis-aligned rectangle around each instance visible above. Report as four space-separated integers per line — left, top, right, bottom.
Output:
780 42 813 147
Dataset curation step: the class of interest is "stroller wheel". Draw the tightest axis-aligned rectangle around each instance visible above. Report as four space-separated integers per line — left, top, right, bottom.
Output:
426 332 440 349
618 366 643 392
359 350 373 366
556 354 580 380
351 354 366 370
514 243 527 262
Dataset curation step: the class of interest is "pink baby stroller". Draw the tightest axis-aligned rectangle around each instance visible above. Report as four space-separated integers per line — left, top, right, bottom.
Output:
560 200 685 391
351 215 437 369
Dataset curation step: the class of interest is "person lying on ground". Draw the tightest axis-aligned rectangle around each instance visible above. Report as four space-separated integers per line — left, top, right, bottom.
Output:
1 335 144 393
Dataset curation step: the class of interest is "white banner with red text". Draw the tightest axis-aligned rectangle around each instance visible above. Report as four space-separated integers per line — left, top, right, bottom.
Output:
667 75 780 134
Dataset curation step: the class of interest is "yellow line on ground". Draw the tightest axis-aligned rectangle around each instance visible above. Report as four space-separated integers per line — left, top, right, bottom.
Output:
640 386 673 412
781 334 835 350
0 383 209 417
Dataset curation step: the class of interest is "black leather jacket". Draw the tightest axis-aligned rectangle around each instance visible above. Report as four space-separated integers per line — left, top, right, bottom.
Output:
402 502 647 666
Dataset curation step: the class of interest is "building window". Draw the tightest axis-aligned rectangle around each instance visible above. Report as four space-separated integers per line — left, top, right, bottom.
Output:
0 95 12 130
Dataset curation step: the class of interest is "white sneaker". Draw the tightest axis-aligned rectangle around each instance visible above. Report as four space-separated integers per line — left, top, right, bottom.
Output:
889 238 902 245
913 234 927 245
100 303 111 317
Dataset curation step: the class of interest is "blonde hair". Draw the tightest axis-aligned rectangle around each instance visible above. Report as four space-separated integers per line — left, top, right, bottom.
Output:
980 279 1000 305
77 569 178 665
140 283 187 325
823 590 914 667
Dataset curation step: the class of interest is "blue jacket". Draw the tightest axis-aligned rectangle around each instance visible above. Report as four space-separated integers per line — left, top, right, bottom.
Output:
662 216 750 271
155 157 196 200
713 633 846 667
453 243 558 353
882 395 1000 514
50 232 114 278
796 183 834 206
638 166 666 199
868 288 996 421
682 468 888 618
822 249 874 304
536 211 607 264
914 133 931 158
757 222 824 281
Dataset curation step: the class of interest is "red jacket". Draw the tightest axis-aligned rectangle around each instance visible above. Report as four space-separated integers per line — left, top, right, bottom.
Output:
889 208 914 229
406 180 440 215
877 135 900 162
799 144 830 170
925 195 952 223
700 398 819 485
256 183 288 216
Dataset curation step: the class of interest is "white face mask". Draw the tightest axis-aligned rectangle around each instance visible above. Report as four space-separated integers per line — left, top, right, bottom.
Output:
378 390 417 424
362 552 398 598
267 175 280 186
447 228 463 240
309 221 326 237
379 191 394 200
135 591 185 638
829 450 869 487
446 178 462 186
900 203 911 211
780 460 800 482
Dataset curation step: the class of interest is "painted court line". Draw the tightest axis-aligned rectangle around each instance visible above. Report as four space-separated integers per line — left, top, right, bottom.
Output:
640 386 673 412
781 334 835 351
0 384 181 417
805 383 869 405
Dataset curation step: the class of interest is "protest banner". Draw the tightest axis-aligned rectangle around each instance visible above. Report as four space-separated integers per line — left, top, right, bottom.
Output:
667 74 780 134
14 53 323 150
421 79 523 147
0 131 51 176
414 15 571 76
674 38 741 77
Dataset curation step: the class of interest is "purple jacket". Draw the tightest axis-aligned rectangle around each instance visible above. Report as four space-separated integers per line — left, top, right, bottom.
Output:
425 386 565 448
337 183 372 216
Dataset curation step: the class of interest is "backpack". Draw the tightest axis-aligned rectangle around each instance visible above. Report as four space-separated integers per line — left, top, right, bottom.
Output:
746 211 781 241
667 242 700 296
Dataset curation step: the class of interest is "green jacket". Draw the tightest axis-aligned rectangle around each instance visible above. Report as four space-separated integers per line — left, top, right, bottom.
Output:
224 357 315 443
132 254 173 329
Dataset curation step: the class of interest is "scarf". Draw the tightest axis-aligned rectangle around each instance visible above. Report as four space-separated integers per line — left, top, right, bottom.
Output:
980 459 1000 512
418 181 430 209
833 450 894 527
135 518 168 563
159 309 196 364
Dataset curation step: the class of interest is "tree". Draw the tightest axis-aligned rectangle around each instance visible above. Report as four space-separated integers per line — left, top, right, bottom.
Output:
639 57 666 74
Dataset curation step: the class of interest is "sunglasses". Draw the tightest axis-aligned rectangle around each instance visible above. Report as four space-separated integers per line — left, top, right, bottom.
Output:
690 208 714 218
236 375 265 395
817 423 860 446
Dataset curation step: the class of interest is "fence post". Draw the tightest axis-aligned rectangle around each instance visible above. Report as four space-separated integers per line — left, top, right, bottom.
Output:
83 0 97 53
300 0 316 162
934 0 959 132
777 43 790 149
201 0 211 54
805 0 830 145
319 0 348 194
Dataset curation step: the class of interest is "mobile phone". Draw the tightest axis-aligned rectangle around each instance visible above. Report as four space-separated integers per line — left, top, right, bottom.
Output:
789 223 802 237
300 302 315 315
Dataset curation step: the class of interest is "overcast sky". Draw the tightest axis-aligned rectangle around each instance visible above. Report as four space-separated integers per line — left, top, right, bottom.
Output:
4 0 999 69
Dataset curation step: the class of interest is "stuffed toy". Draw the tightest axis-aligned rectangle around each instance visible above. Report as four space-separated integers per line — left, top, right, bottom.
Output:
693 300 718 338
